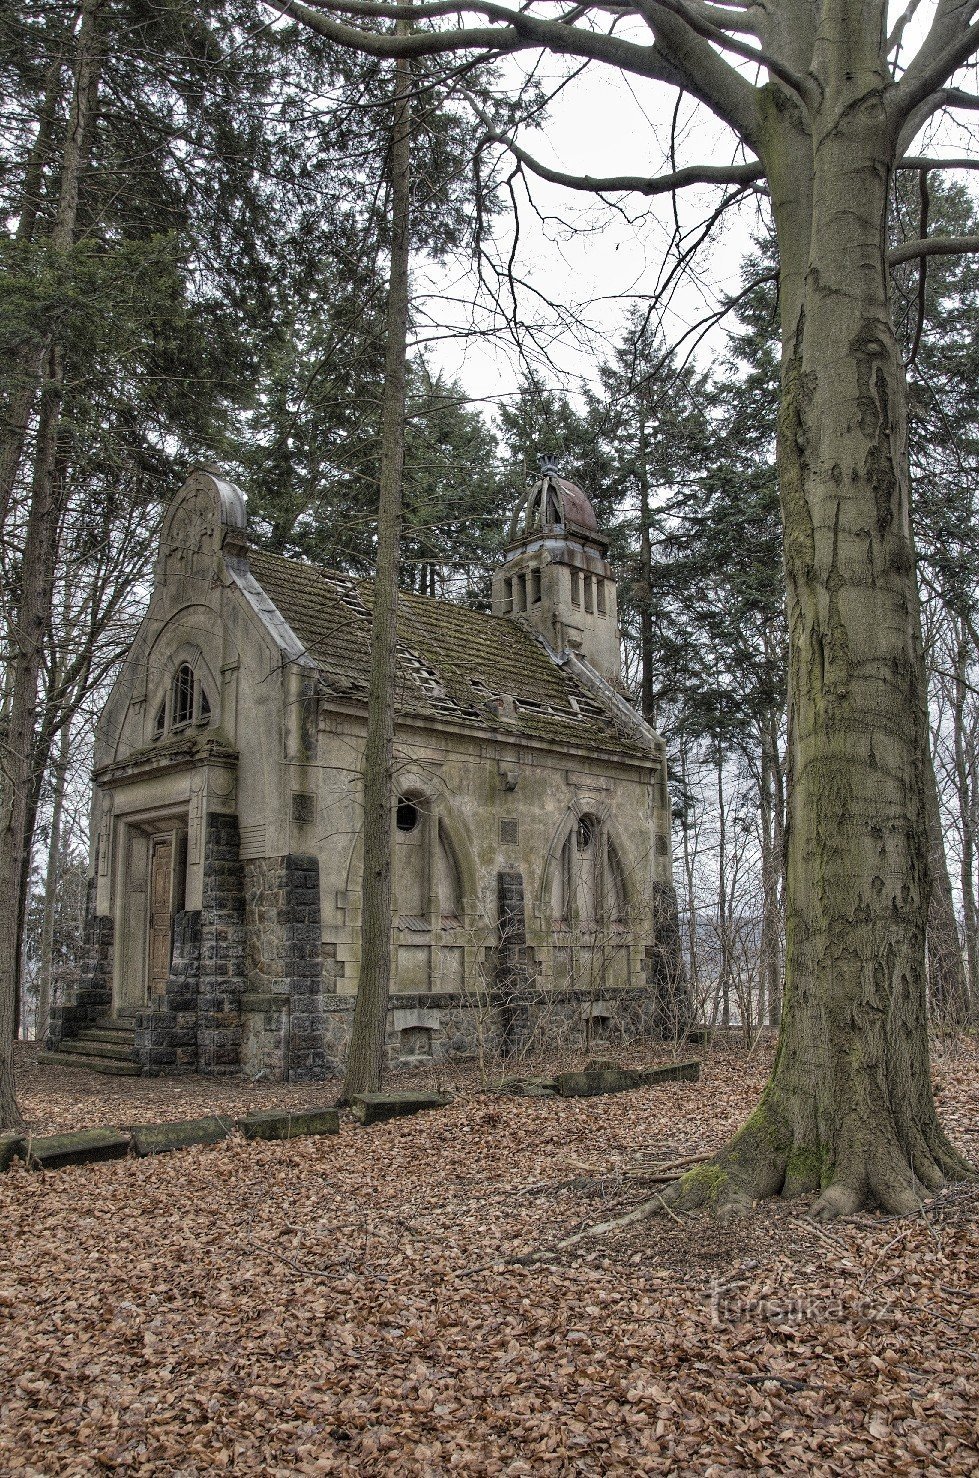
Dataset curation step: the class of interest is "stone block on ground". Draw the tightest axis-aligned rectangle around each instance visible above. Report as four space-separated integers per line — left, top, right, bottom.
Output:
350 1091 451 1126
498 1078 558 1098
0 1132 27 1171
24 1127 132 1170
238 1107 339 1141
555 1059 700 1098
129 1115 232 1156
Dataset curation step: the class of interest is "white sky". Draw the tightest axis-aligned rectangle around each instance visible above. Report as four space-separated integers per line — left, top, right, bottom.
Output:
417 54 757 414
411 4 978 419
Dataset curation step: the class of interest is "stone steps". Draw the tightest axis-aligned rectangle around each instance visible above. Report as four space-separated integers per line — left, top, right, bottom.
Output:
75 1028 136 1048
39 1014 141 1077
37 1050 142 1077
61 1037 135 1062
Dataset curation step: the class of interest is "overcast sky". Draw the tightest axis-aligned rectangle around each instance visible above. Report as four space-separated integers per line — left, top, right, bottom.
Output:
413 5 977 423
418 52 758 416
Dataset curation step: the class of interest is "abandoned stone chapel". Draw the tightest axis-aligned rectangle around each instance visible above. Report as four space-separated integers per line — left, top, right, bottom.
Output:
44 462 684 1081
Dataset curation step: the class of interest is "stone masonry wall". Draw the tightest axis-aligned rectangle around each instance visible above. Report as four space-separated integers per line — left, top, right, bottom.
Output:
46 878 113 1049
196 812 245 1073
241 853 326 1081
134 910 202 1073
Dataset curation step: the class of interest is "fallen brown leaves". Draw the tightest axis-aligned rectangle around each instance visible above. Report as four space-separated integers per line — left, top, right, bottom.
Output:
1 1035 978 1475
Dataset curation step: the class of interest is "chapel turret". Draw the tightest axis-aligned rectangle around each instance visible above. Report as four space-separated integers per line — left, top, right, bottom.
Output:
491 457 622 687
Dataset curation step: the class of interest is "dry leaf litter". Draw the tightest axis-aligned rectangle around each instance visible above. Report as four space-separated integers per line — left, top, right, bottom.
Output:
2 1036 978 1475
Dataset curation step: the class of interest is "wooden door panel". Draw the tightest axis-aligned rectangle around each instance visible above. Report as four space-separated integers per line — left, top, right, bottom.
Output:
148 836 174 994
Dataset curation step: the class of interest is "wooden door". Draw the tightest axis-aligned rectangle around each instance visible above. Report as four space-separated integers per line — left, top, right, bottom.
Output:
148 835 174 994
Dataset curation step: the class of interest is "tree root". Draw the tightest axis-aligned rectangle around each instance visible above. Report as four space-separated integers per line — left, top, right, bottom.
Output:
649 1099 975 1222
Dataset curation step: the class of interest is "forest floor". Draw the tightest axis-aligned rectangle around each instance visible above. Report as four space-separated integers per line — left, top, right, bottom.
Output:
2 1036 978 1475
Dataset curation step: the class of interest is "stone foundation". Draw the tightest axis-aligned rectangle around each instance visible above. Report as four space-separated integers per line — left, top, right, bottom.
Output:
240 852 327 1082
311 982 675 1073
46 879 113 1049
135 910 202 1073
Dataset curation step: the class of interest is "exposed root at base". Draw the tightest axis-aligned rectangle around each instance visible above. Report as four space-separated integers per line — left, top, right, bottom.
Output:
651 1107 975 1222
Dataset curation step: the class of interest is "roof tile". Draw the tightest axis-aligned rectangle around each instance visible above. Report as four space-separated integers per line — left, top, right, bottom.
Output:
248 549 649 759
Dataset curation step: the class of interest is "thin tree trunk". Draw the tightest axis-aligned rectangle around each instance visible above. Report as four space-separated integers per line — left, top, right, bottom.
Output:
757 720 774 1030
0 346 65 1122
36 718 71 1043
0 57 67 533
637 418 655 725
0 0 101 1127
677 745 700 1009
342 16 412 1100
952 621 979 1007
716 750 730 1029
924 727 968 1021
767 707 786 1026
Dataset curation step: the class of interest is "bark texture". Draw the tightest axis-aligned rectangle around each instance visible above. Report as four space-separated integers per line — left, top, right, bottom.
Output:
0 0 101 1127
342 29 412 1100
669 23 970 1216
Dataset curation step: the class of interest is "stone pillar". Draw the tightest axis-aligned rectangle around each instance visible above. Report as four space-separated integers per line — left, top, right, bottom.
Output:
241 853 325 1081
134 910 202 1073
496 866 531 1056
645 879 691 1039
46 878 114 1048
196 812 245 1073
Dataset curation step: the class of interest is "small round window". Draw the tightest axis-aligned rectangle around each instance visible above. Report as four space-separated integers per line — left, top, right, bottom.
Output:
396 799 420 833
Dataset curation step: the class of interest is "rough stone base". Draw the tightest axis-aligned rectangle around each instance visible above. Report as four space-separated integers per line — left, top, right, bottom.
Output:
316 985 683 1073
241 853 326 1083
46 885 113 1050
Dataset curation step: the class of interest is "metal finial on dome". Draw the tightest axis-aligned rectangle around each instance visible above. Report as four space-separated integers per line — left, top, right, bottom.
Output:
538 452 561 475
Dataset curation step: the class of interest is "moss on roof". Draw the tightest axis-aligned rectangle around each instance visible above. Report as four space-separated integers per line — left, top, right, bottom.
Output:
248 548 651 759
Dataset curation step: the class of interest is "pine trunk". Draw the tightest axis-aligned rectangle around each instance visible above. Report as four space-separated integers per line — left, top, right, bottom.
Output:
342 29 412 1101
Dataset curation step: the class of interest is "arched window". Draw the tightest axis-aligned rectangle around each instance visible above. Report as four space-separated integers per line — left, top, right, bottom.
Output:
173 663 195 728
154 662 212 740
552 815 629 928
394 796 465 927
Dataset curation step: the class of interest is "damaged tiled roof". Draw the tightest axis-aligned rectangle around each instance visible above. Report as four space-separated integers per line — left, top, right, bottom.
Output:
247 549 652 760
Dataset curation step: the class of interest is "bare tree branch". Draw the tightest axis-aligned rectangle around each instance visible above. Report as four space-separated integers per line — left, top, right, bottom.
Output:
892 8 979 123
467 94 764 196
276 0 765 147
887 0 925 60
889 233 979 265
635 0 810 100
269 0 671 80
898 154 979 170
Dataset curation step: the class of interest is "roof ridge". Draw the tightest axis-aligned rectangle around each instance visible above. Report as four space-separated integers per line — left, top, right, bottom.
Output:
250 545 501 626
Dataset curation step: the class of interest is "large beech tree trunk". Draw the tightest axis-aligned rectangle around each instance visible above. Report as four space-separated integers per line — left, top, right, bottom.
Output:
673 94 967 1217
